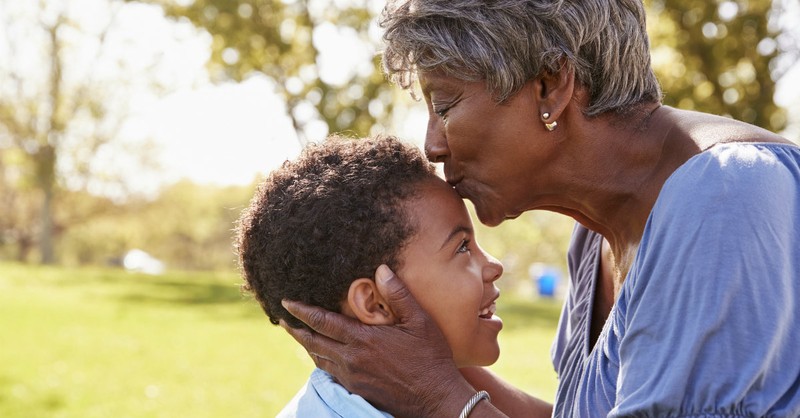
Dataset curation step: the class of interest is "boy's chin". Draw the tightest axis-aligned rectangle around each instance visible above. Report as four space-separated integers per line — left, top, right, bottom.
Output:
455 348 501 368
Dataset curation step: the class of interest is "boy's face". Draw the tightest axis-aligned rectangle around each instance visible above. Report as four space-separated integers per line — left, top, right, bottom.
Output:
397 177 504 367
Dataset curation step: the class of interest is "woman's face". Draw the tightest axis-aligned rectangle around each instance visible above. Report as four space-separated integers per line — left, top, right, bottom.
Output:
397 177 503 368
419 71 561 226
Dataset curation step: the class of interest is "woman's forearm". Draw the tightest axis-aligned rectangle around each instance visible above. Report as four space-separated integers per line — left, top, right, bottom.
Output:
460 367 553 418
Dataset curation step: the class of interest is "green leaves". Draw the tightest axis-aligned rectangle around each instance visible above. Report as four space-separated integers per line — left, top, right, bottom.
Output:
155 0 394 142
647 0 786 131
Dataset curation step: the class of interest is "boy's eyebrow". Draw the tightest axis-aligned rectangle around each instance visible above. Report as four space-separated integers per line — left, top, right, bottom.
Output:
439 225 472 251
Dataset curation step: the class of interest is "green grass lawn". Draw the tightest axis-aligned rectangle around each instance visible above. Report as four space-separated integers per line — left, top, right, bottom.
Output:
0 262 560 417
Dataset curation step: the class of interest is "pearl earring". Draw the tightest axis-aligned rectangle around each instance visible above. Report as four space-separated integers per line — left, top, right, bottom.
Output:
541 113 558 132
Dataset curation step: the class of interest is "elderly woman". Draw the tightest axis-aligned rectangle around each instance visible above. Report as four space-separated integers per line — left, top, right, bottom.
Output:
283 0 800 417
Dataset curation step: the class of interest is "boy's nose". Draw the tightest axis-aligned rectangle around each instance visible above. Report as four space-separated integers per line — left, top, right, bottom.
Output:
483 255 503 283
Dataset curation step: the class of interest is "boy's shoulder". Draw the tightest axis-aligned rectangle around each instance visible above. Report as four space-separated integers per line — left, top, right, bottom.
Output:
277 368 392 418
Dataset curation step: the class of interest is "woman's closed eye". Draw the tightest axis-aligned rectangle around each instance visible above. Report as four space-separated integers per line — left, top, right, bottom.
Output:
432 101 453 119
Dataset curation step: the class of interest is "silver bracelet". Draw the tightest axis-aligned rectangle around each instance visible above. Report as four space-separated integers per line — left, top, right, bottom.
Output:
459 390 491 418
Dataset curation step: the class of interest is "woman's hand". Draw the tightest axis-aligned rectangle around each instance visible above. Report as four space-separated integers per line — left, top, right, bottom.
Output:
281 265 481 417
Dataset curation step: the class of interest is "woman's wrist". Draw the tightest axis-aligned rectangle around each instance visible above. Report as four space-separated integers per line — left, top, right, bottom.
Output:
419 374 506 418
459 390 491 418
416 371 473 417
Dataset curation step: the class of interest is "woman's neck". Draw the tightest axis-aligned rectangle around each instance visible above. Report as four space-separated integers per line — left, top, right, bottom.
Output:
568 105 698 281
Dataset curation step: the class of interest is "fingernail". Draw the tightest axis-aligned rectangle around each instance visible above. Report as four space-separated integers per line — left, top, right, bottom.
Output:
281 299 291 309
376 265 392 284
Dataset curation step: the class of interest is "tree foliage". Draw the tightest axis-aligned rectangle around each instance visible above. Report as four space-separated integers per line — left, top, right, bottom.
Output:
151 0 794 141
646 0 791 131
146 0 396 144
0 0 178 263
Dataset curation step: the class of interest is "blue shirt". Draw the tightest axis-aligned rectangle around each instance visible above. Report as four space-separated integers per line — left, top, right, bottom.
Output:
553 143 800 417
552 224 605 418
277 368 393 418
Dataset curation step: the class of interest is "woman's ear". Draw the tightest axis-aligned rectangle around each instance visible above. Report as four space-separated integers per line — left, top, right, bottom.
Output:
344 278 397 325
534 61 575 122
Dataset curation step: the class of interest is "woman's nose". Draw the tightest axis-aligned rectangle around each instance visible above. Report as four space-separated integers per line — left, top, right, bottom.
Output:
424 117 448 163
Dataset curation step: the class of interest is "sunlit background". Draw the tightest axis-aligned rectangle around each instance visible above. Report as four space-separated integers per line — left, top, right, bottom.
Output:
1 0 798 416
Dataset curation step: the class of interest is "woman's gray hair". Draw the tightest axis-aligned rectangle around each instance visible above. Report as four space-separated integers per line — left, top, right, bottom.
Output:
380 0 662 116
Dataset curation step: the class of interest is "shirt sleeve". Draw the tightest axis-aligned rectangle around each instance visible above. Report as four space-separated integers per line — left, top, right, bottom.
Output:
610 145 800 418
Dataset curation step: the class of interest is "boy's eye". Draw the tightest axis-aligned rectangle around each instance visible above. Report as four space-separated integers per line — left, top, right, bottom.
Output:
457 239 471 254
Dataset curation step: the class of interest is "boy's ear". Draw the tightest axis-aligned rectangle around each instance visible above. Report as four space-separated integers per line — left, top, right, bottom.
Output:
344 278 397 325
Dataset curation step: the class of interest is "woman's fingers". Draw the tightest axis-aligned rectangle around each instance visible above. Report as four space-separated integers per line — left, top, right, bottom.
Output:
282 299 360 343
375 264 425 325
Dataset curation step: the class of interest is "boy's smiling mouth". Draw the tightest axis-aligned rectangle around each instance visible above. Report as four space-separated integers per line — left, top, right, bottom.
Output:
479 302 496 319
479 293 500 319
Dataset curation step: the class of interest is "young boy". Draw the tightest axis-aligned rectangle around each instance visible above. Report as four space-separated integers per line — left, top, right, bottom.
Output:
236 135 503 417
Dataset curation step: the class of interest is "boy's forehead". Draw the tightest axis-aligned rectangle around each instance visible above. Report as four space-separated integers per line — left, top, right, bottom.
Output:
403 177 469 234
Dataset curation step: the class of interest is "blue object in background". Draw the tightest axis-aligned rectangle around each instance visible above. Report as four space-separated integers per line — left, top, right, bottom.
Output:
536 269 560 297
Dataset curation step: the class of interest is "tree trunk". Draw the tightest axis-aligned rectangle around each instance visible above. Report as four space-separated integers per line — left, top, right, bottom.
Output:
35 143 57 264
38 17 62 265
16 235 33 262
40 186 55 264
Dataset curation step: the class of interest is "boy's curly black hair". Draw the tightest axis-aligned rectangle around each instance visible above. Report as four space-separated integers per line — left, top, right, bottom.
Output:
235 134 437 329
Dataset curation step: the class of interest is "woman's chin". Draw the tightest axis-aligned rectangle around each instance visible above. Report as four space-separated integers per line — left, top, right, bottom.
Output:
473 204 505 227
478 209 520 227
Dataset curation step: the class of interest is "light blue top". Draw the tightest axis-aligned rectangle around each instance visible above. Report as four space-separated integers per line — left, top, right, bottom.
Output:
553 143 800 417
277 368 393 418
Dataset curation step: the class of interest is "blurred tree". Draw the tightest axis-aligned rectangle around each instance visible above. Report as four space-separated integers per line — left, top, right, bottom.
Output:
142 0 396 144
148 0 796 140
646 0 793 131
138 180 251 270
59 179 255 270
0 148 40 261
0 0 181 263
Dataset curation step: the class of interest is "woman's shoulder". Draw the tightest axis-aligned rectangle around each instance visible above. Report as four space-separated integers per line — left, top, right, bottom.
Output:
650 140 800 232
665 106 793 149
674 141 800 185
659 107 799 195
